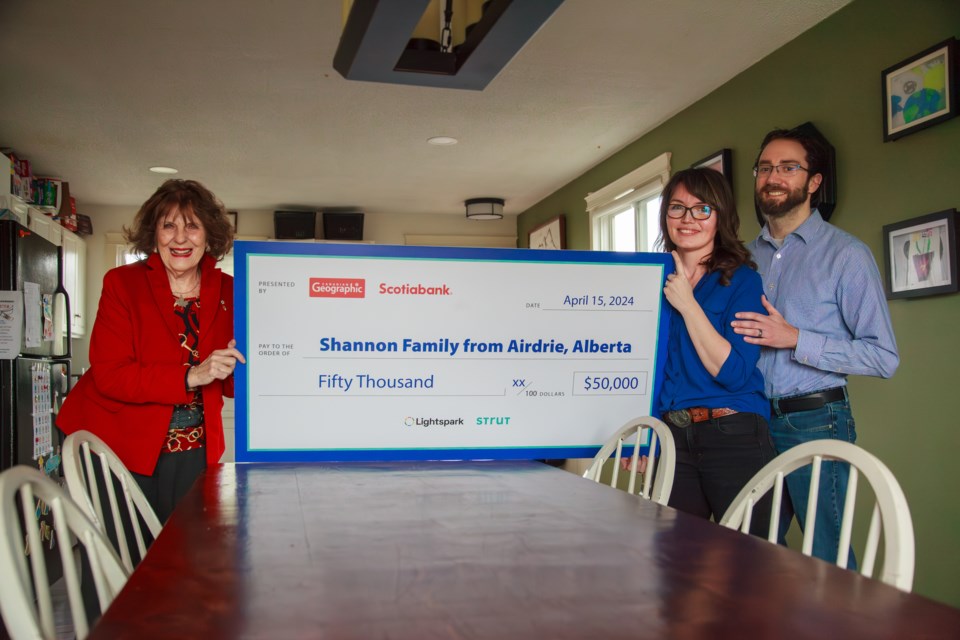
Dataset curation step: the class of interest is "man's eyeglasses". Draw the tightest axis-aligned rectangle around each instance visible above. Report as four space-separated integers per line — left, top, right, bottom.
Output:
753 163 809 178
666 203 713 220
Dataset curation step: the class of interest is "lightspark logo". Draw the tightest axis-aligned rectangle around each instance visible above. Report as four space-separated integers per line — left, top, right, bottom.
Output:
309 278 365 298
404 416 464 427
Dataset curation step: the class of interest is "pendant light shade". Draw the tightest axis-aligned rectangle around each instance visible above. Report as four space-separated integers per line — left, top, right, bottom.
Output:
335 0 565 91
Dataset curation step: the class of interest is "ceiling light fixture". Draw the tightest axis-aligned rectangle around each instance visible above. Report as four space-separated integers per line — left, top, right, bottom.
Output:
465 197 504 220
427 136 458 146
148 166 179 174
335 0 565 91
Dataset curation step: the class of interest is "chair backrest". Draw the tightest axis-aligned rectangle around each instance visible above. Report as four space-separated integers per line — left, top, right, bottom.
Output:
583 416 675 506
62 431 163 573
0 465 128 640
719 440 914 591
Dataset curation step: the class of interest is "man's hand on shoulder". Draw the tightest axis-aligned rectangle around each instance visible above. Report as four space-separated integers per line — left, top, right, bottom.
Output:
731 295 799 349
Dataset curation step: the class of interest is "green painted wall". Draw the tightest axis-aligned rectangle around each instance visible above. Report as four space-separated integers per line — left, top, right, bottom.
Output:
519 0 960 607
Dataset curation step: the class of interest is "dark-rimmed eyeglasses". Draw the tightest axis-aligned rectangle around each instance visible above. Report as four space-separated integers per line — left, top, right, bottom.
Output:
752 163 809 178
666 203 713 220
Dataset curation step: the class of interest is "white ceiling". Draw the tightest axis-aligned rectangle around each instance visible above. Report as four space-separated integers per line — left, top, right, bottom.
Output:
0 0 850 217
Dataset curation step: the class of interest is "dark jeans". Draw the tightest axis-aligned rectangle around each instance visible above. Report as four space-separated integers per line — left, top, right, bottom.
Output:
667 412 778 537
769 393 858 569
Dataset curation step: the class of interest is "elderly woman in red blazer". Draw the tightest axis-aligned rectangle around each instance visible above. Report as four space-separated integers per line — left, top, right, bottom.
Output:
58 179 244 521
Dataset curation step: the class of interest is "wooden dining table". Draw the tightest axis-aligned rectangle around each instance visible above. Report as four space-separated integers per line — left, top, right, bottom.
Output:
89 460 960 639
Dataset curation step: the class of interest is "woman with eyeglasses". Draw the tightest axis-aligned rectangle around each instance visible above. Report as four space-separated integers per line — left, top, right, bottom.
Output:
650 167 776 534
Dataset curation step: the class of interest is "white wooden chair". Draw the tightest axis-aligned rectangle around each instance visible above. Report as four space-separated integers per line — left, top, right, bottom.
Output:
582 416 676 505
719 440 914 591
62 431 163 573
0 465 128 640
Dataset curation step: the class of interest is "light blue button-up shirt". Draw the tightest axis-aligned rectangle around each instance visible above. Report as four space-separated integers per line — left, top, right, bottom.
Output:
748 210 899 398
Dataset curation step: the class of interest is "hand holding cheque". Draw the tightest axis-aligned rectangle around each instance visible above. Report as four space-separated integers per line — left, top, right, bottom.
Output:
188 339 246 389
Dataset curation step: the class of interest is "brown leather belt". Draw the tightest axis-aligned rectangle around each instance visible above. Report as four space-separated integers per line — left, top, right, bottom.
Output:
663 407 738 428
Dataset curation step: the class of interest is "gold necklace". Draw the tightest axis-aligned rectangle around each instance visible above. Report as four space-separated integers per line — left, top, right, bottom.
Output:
171 282 200 308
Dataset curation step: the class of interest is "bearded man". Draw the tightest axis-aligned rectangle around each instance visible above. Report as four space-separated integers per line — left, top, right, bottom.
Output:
730 126 899 568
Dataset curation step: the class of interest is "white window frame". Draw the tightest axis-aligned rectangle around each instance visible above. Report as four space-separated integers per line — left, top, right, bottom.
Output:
586 152 671 252
105 232 141 267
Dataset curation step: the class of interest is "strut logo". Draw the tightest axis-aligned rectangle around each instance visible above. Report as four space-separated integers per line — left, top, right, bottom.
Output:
309 278 365 298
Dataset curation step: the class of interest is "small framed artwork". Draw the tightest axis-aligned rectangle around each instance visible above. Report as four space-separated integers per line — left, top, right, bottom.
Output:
528 215 566 250
882 37 957 142
882 209 958 299
227 210 238 233
692 148 733 190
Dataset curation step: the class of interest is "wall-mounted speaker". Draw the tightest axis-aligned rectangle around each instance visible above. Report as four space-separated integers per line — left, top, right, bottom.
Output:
274 211 316 239
322 212 364 241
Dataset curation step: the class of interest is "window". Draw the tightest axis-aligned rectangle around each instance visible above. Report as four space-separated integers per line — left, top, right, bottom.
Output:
586 152 671 252
105 232 140 268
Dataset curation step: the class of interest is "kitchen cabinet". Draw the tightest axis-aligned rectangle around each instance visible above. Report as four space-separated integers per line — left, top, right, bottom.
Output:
27 208 62 246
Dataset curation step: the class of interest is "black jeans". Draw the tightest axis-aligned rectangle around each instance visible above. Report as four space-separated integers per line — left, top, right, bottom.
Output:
133 446 207 523
667 412 778 537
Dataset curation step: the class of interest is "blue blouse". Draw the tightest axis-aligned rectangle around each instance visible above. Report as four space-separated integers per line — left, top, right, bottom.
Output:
656 264 769 420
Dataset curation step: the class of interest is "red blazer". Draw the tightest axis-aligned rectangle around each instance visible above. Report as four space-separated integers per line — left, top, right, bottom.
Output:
58 252 235 475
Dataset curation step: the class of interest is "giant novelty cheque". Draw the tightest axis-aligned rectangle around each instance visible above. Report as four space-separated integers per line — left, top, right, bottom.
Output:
233 242 671 462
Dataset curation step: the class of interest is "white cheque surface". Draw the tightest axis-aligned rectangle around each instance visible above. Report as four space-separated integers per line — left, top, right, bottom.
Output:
237 244 669 459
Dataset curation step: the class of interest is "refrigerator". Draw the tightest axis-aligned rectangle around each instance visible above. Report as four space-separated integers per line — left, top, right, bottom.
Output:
0 218 71 586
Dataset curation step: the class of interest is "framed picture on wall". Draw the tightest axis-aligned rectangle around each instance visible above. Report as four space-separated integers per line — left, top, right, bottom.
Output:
692 148 733 190
882 209 958 299
227 210 238 233
881 37 957 142
528 215 566 250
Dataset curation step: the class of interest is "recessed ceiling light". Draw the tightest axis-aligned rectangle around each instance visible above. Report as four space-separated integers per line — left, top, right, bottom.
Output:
149 166 179 174
427 136 458 146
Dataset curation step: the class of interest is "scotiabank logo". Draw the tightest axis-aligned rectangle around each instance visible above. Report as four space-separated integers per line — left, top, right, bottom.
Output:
309 278 365 298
